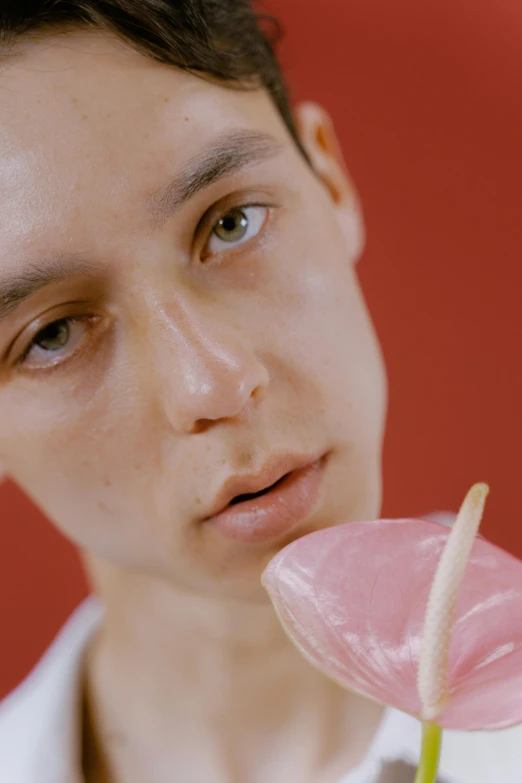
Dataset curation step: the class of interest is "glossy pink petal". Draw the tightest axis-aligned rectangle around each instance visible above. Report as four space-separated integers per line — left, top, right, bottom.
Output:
262 518 522 730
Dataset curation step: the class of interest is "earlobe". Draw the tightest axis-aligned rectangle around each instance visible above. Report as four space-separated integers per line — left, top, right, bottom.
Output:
293 101 365 261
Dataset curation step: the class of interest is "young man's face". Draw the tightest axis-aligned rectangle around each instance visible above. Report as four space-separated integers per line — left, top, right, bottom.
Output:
0 31 387 600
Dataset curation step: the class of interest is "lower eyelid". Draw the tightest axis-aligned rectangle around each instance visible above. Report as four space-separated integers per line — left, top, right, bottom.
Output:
203 204 272 259
13 202 280 373
17 315 102 372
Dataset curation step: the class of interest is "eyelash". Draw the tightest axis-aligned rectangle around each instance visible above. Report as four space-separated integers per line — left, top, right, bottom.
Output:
15 200 273 374
16 315 100 373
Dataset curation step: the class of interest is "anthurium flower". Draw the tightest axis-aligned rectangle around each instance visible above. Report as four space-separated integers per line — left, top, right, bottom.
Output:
261 484 522 782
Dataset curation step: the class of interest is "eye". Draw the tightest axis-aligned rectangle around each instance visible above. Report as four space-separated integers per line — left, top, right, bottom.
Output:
17 316 95 370
205 205 269 257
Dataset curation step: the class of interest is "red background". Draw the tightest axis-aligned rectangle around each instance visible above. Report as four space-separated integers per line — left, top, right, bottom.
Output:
1 0 521 699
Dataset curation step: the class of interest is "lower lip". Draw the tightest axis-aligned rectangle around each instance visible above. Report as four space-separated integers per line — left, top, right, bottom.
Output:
205 457 326 544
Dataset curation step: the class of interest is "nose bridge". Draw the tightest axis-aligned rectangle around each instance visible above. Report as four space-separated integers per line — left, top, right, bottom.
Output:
141 287 269 431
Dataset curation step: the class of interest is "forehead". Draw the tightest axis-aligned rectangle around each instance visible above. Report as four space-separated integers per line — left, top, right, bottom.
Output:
0 30 286 247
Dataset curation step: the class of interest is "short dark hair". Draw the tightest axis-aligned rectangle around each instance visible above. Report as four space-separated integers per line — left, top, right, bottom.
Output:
0 1 310 162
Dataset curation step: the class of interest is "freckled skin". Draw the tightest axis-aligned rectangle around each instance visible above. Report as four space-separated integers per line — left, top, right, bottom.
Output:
0 31 387 602
0 29 391 783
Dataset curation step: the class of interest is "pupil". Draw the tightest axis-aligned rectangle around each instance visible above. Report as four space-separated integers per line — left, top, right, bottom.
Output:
222 216 236 231
216 209 248 241
38 320 69 351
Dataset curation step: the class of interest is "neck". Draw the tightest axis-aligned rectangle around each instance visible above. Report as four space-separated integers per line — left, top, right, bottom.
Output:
80 556 384 783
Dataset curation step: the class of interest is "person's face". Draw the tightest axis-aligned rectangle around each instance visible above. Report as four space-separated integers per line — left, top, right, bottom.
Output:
0 31 387 600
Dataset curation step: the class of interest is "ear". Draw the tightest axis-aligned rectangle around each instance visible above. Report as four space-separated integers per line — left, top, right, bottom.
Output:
293 101 365 262
0 462 6 486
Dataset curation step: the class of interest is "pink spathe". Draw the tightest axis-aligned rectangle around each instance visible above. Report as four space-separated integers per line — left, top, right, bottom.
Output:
262 518 522 731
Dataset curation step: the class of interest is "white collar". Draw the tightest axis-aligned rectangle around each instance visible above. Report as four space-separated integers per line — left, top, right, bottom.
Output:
1 597 520 782
0 597 102 783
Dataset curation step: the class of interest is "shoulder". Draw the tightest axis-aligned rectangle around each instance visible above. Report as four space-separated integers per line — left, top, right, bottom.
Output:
0 597 103 783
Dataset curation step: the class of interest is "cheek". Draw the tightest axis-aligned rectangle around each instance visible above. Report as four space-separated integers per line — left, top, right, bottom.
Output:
0 381 153 550
247 217 387 445
249 221 369 380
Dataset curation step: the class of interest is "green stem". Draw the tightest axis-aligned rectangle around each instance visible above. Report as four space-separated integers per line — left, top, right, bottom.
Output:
413 721 442 783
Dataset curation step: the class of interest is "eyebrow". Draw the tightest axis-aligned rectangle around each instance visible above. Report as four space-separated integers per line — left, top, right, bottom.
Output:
0 254 101 324
146 129 285 229
0 130 285 324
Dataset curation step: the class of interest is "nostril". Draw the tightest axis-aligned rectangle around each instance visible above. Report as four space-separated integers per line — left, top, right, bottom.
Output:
191 418 214 435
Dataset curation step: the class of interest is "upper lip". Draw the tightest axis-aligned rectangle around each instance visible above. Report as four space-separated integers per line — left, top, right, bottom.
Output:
203 452 323 520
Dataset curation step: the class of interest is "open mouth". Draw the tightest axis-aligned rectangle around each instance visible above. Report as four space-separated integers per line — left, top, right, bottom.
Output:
205 456 326 543
228 473 289 506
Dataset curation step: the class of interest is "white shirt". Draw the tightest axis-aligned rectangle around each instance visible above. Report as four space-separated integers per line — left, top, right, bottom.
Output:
1 596 521 782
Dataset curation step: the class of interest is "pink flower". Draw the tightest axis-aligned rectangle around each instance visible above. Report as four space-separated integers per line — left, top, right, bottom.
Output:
261 485 522 731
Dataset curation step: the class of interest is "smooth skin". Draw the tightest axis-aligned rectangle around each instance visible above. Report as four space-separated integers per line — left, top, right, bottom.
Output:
0 31 388 783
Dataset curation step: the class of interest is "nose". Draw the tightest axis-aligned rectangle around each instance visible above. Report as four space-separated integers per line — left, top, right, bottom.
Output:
139 292 270 434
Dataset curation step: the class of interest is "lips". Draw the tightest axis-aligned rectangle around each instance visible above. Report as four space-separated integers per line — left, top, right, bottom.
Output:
202 452 327 544
228 472 287 505
204 453 322 519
